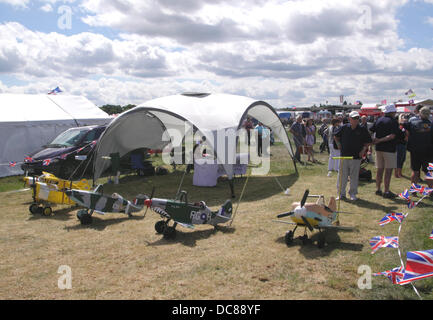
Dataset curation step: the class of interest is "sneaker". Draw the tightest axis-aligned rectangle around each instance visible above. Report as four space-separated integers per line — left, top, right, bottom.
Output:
350 195 358 201
336 195 347 201
327 171 332 177
383 191 396 199
375 190 383 196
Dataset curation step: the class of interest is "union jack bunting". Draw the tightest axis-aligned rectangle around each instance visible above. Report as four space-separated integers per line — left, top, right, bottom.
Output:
426 171 433 180
379 212 406 226
9 161 17 167
42 159 51 166
422 187 433 196
428 163 433 171
24 156 33 163
410 183 425 195
430 230 433 240
374 266 405 284
399 250 433 285
369 236 399 254
407 200 416 209
399 189 410 201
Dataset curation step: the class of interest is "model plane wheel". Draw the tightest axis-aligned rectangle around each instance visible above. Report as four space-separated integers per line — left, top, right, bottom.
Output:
284 230 294 246
163 226 176 240
317 234 326 248
42 207 52 216
77 209 92 225
155 220 166 234
29 204 40 214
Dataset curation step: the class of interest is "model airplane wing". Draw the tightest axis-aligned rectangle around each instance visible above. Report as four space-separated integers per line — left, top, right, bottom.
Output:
176 222 195 229
272 219 297 225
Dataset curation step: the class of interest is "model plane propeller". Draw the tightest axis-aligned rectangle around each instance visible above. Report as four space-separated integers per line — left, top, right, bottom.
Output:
273 189 356 248
144 190 233 240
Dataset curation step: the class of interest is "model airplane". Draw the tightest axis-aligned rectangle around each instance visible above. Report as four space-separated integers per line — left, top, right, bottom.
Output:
65 185 148 224
144 190 233 240
273 189 356 248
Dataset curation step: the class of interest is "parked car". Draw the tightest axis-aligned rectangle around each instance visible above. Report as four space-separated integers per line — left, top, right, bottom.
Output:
21 125 107 179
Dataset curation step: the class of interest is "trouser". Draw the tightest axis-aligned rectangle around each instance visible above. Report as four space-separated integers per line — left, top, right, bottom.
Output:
337 159 361 197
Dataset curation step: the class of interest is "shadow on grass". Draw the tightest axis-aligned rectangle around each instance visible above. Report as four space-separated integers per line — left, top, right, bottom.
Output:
344 197 400 213
64 213 145 231
275 229 364 259
27 206 78 222
145 225 236 248
102 172 299 207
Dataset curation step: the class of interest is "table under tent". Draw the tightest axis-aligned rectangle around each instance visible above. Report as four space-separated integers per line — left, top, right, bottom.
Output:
92 93 297 198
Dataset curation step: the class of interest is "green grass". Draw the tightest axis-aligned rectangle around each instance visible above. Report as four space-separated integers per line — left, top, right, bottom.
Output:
0 175 26 192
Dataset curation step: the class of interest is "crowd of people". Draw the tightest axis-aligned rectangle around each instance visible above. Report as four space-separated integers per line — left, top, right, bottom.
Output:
288 104 433 202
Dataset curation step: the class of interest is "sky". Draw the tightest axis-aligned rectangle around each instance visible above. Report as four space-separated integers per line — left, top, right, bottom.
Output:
0 0 432 108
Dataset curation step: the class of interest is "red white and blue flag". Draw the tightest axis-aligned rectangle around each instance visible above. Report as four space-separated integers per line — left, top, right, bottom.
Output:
43 159 51 166
369 236 399 254
399 250 433 285
430 230 433 240
410 183 424 193
422 187 433 196
379 212 406 226
9 161 17 167
399 189 411 201
48 86 62 95
24 156 33 163
407 200 416 209
374 266 405 284
428 163 433 171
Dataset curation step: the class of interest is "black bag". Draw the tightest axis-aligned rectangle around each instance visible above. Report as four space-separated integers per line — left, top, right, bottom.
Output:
359 168 372 181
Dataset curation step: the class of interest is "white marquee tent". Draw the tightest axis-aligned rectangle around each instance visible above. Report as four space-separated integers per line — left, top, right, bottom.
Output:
93 93 296 184
0 94 112 177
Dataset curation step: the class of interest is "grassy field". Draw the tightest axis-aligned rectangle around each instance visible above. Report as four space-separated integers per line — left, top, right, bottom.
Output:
1 138 433 300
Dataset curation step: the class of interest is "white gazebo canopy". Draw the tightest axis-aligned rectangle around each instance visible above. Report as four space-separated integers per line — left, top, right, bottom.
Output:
93 93 295 181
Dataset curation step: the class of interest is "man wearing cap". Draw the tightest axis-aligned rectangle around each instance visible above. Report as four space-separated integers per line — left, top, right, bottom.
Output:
404 106 433 188
334 111 372 201
370 104 399 198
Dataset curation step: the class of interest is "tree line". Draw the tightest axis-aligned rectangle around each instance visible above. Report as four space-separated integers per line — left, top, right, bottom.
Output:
99 104 136 115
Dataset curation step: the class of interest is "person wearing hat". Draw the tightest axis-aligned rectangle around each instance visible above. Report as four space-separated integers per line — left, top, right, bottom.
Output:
369 104 399 198
404 106 433 188
334 111 372 201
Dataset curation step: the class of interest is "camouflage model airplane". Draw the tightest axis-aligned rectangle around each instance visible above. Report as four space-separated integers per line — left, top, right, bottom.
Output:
273 189 356 248
65 185 148 224
144 190 233 240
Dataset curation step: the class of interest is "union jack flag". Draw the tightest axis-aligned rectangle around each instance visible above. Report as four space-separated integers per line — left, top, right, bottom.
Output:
428 163 433 171
369 236 399 254
407 200 416 209
426 171 433 180
379 212 406 226
399 189 410 201
374 266 405 284
24 156 33 163
43 159 51 166
399 250 433 285
422 187 433 196
430 230 433 240
410 183 425 195
9 161 17 167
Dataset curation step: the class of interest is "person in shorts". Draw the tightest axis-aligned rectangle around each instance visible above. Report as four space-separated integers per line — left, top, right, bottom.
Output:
370 104 399 198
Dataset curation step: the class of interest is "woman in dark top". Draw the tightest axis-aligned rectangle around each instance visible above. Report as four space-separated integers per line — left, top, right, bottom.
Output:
395 114 408 178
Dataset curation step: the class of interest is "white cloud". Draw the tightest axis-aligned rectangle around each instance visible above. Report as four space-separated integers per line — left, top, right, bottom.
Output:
0 0 29 8
427 16 433 26
39 3 53 12
1 0 433 108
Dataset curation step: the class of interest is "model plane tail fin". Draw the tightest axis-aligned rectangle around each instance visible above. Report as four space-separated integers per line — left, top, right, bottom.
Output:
219 200 233 218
